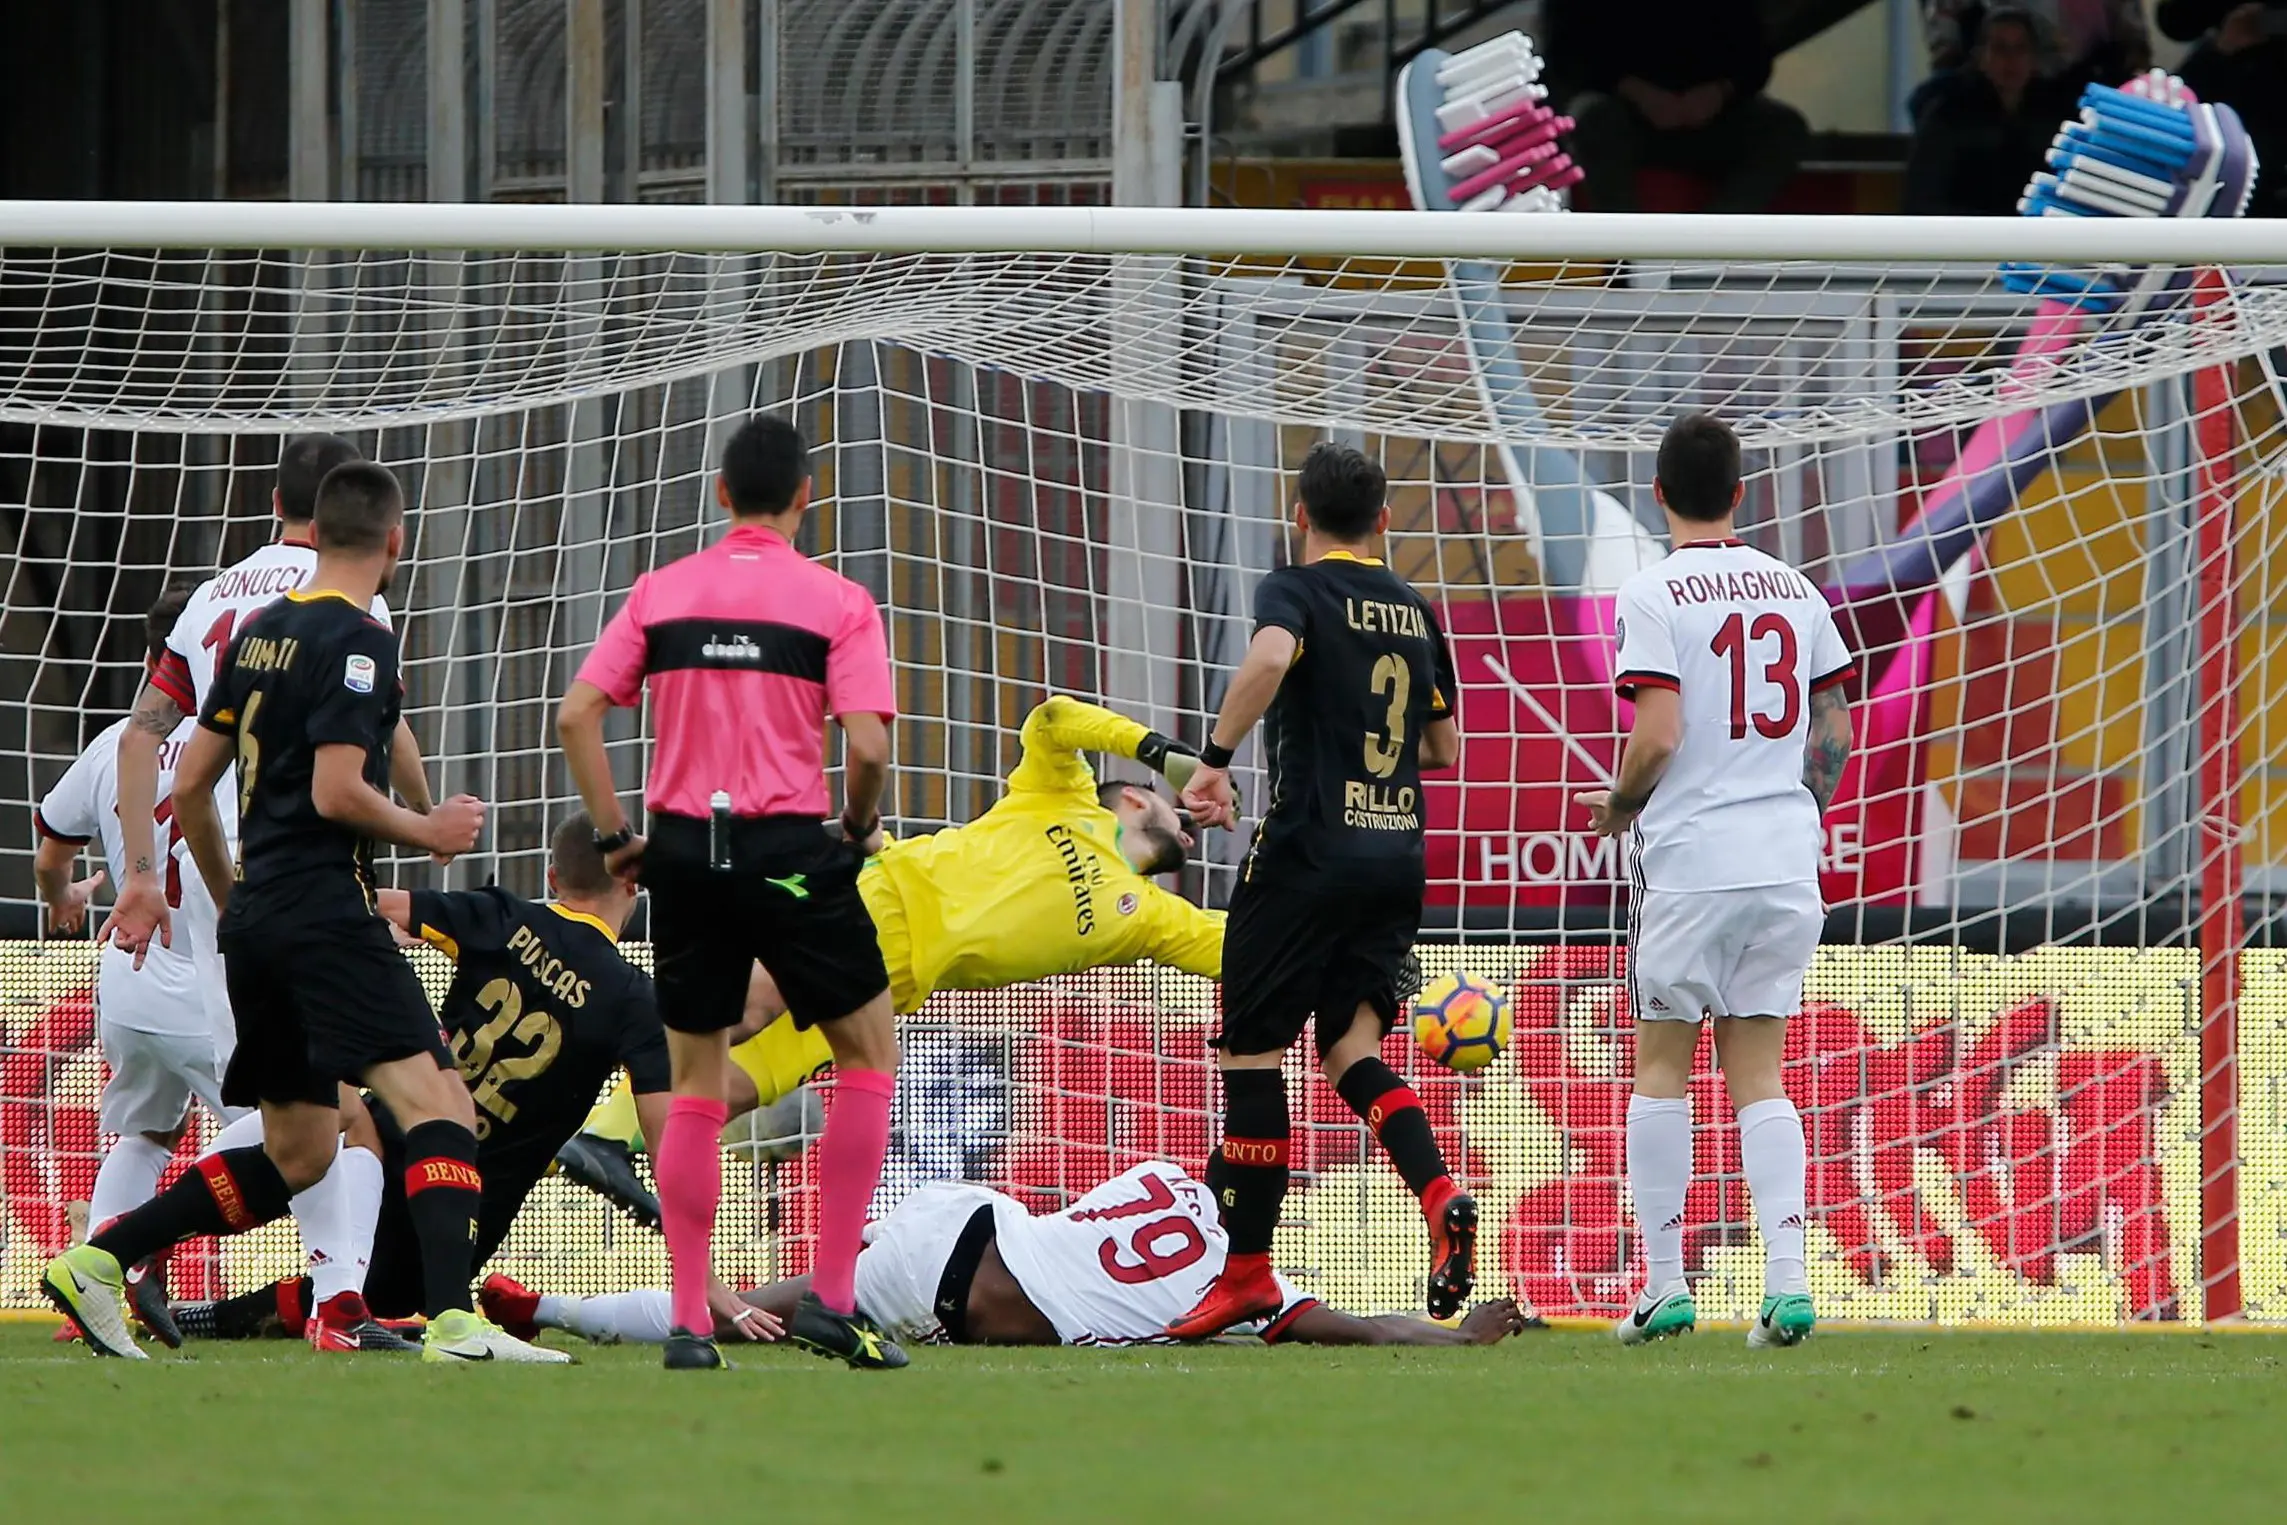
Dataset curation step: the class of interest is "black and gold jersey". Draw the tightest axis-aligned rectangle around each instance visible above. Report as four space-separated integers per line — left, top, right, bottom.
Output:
407 886 669 1190
196 589 399 919
1244 552 1456 886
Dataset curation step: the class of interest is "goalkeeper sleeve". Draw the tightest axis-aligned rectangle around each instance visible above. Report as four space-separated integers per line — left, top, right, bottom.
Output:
1136 730 1201 790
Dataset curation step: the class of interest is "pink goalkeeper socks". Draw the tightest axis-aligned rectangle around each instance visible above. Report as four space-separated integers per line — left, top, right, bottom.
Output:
813 1069 896 1315
658 1094 729 1335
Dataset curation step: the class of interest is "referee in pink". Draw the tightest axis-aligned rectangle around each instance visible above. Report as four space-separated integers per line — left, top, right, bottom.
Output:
558 414 905 1371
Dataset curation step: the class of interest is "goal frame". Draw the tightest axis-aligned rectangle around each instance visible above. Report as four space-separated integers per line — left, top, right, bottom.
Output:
1 199 2268 1320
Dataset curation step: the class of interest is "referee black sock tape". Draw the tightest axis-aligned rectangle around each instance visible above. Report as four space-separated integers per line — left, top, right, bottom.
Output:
90 1145 294 1269
1335 1057 1452 1202
1217 1069 1290 1257
401 1119 483 1318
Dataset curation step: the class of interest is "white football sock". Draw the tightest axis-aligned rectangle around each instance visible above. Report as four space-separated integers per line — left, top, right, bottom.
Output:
1738 1097 1809 1296
1627 1094 1692 1298
544 1290 676 1345
305 1145 383 1302
89 1135 174 1236
203 1109 268 1155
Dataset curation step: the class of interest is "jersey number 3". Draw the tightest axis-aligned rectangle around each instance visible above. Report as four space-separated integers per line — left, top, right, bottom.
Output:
1710 612 1801 741
1363 653 1411 779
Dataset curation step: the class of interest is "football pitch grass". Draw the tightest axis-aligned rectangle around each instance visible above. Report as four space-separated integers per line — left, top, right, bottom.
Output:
0 1322 2279 1522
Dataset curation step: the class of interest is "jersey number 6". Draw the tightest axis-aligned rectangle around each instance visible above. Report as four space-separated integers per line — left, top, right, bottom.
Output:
1710 612 1801 741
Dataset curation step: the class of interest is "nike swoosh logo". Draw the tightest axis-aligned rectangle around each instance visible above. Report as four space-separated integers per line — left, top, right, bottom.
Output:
1632 1305 1655 1327
439 1345 496 1361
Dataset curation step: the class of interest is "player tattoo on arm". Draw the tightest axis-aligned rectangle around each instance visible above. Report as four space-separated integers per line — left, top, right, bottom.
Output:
1803 685 1854 814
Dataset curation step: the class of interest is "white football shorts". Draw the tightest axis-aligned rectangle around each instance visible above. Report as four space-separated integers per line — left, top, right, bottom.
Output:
852 1179 1006 1346
1628 882 1825 1023
98 1019 230 1137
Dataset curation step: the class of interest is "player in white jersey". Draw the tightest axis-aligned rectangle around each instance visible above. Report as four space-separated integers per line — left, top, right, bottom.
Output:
1577 413 1855 1351
101 434 432 973
33 588 240 1340
483 1160 1534 1351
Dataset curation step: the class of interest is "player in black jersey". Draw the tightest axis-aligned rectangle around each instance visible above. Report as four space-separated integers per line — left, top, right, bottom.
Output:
1165 442 1476 1340
39 462 557 1364
169 814 778 1349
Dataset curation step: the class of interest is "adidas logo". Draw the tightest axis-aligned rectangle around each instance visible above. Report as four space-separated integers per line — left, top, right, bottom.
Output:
1780 1214 1804 1230
1647 997 1669 1011
1661 1213 1684 1230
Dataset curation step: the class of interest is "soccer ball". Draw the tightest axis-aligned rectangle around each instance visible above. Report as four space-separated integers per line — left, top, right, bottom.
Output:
1411 970 1511 1074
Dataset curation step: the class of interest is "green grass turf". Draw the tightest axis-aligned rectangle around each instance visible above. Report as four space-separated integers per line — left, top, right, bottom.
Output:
0 1323 2278 1523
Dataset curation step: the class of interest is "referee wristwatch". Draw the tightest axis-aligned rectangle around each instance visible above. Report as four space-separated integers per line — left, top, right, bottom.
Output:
593 823 636 855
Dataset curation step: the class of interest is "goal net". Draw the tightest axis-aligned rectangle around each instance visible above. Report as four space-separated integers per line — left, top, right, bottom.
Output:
2 205 2283 1327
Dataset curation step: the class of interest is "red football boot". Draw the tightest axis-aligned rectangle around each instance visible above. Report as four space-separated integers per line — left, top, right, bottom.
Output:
1423 1181 1478 1320
479 1273 542 1343
1164 1253 1283 1341
306 1291 421 1353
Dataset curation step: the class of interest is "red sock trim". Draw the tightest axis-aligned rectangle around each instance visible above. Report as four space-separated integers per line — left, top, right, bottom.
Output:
1421 1175 1460 1220
1221 1135 1290 1168
405 1157 482 1196
838 1068 897 1098
1364 1085 1424 1137
197 1155 259 1232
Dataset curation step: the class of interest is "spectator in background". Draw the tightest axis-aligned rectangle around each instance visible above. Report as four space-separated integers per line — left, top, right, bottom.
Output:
1905 9 2069 214
1546 0 1809 214
1923 1 2149 95
2158 1 2287 216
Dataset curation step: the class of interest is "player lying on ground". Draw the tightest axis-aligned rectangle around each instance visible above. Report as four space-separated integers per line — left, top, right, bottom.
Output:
1169 443 1473 1340
557 693 1229 1221
1579 413 1855 1350
167 814 779 1351
484 1161 1536 1351
41 463 540 1363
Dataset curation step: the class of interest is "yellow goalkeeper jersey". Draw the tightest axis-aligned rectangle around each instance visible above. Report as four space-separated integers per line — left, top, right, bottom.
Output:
866 695 1225 1007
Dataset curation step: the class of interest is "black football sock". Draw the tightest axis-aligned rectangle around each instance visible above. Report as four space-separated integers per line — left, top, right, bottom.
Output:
89 1146 293 1269
401 1120 483 1317
1216 1068 1290 1258
180 1276 310 1341
1336 1057 1454 1204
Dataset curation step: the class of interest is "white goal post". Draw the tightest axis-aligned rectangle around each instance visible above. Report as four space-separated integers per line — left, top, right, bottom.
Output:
2 203 2282 1327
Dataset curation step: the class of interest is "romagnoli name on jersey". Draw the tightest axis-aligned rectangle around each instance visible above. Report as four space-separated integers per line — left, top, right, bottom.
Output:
1246 556 1456 881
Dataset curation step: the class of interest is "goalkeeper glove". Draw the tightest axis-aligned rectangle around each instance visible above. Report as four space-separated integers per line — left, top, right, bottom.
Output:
1394 950 1425 1006
1137 731 1200 791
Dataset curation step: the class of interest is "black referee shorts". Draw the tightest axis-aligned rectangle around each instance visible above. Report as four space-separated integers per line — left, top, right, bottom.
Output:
643 813 890 1035
1215 873 1423 1060
217 900 451 1109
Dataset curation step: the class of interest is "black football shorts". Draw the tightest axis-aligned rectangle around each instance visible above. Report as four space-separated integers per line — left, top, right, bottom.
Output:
218 903 450 1109
1215 873 1424 1059
643 812 891 1035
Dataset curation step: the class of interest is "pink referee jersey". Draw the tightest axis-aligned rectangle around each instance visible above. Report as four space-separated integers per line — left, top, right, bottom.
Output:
575 522 896 820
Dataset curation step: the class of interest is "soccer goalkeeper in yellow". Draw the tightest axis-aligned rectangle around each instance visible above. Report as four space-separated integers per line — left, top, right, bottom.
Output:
558 696 1224 1222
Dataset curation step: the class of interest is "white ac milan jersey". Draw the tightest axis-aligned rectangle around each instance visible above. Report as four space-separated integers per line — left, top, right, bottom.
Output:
1612 540 1855 893
987 1162 1316 1345
34 717 233 1038
153 540 392 728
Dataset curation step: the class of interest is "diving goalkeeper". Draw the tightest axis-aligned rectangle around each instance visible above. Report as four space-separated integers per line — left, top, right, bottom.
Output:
560 696 1226 1212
